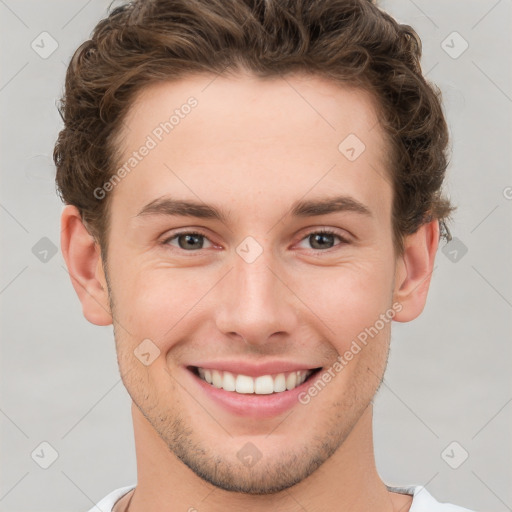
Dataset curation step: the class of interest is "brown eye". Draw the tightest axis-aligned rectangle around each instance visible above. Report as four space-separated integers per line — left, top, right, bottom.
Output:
164 231 213 251
297 229 348 251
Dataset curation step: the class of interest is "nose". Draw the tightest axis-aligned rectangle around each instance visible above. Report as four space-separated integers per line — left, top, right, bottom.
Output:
214 244 299 347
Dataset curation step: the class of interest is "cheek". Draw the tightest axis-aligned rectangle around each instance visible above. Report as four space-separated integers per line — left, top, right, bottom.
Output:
111 264 214 342
294 260 394 344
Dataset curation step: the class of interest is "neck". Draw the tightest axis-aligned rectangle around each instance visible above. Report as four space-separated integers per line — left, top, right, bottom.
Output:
124 403 406 512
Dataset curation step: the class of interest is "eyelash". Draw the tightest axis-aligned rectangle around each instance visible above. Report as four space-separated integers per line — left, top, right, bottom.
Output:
161 228 350 253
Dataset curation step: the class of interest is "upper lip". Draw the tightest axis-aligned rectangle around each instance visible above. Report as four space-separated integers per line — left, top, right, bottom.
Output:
186 360 322 377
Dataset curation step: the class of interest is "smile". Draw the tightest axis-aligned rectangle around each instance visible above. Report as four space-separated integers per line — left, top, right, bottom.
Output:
189 366 323 395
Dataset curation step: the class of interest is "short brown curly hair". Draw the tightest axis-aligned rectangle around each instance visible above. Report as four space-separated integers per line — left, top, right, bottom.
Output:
54 0 455 256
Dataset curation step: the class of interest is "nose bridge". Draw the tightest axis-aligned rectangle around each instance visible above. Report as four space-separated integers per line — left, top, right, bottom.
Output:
215 239 297 344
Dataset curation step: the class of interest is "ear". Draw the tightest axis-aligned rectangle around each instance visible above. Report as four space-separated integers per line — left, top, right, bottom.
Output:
392 219 440 322
60 205 112 326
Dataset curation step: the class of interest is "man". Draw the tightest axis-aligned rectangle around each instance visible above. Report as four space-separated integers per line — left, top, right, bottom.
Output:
54 0 474 510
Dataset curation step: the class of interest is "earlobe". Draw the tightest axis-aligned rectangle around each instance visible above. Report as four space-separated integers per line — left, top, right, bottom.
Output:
392 219 440 323
60 205 112 326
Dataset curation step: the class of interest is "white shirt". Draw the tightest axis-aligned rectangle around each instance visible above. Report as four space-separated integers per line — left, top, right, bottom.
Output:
87 484 476 512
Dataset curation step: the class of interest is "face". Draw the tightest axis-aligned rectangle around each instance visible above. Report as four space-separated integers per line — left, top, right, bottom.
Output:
100 72 402 493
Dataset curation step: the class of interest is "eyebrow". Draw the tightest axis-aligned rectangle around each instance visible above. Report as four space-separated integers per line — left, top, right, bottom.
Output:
136 195 372 222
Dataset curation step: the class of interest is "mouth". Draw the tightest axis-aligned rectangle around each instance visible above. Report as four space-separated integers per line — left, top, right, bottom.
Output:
187 365 323 395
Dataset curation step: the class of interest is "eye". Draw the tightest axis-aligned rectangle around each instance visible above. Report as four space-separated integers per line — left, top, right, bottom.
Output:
297 229 349 251
161 228 349 253
163 231 213 251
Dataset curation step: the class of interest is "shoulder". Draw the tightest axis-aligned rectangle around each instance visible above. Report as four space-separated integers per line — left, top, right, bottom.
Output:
86 484 136 512
388 485 476 512
88 483 476 512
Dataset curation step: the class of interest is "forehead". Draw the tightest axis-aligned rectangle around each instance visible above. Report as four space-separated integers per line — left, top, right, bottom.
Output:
111 72 392 221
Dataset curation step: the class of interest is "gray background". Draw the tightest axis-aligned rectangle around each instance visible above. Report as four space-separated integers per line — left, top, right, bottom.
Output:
1 0 511 511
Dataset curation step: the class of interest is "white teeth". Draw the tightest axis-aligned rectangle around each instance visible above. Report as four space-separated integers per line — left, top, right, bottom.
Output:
274 373 286 392
222 371 236 392
212 370 223 388
254 375 274 394
286 371 297 390
236 374 254 394
195 367 315 394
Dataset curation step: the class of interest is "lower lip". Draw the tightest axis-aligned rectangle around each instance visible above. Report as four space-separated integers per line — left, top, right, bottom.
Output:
184 367 322 418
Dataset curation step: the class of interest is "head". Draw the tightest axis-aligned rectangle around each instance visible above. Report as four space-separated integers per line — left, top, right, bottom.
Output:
56 0 454 496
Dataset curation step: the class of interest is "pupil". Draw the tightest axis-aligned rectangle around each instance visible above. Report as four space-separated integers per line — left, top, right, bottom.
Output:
311 233 333 249
179 234 203 250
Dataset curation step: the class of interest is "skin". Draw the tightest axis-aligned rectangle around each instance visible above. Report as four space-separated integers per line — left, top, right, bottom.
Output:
61 71 439 512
